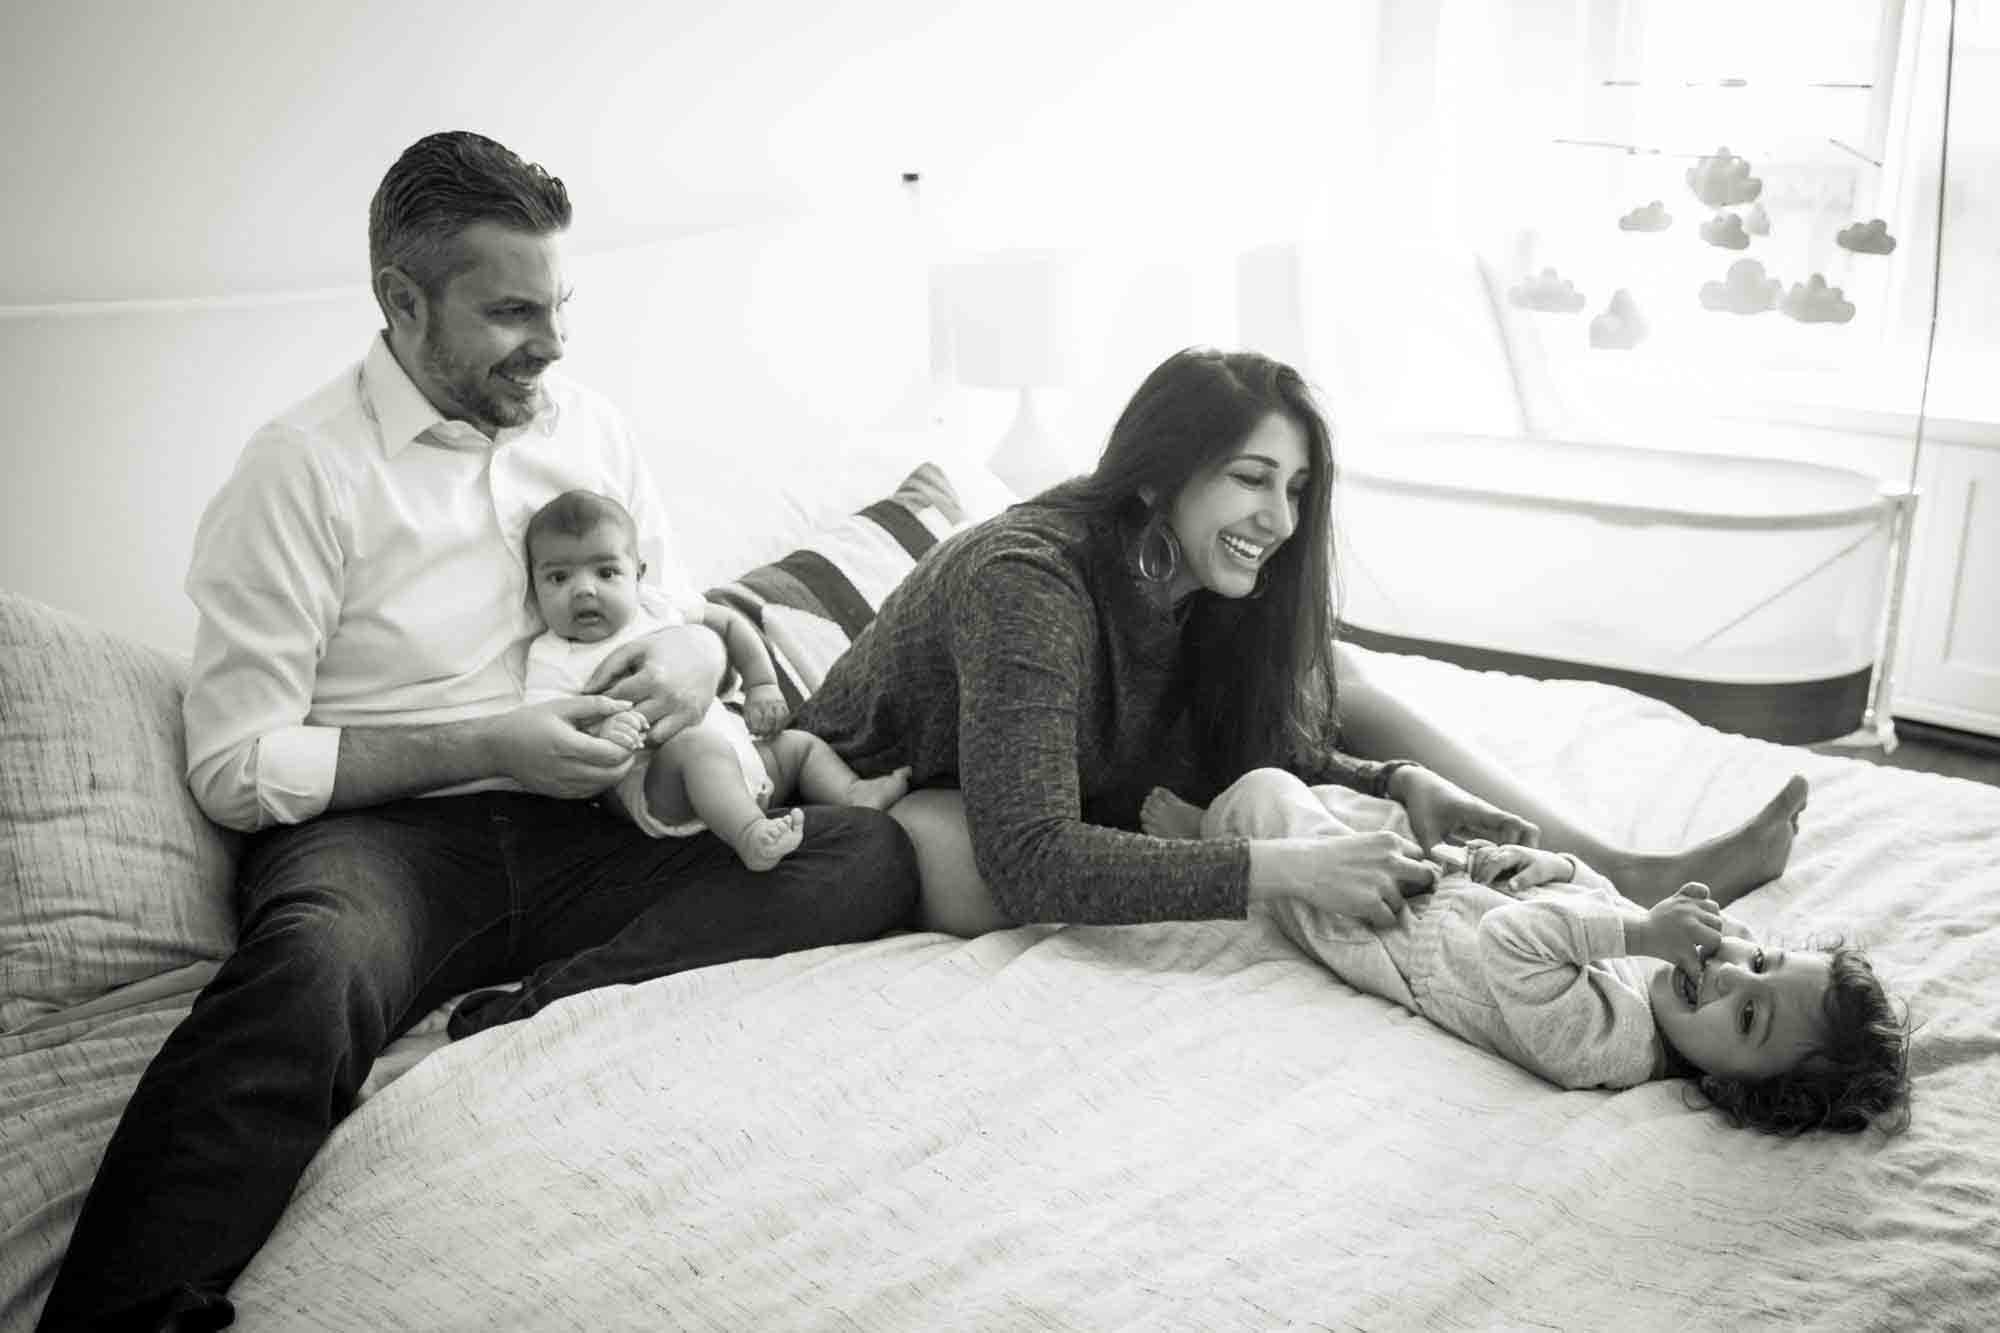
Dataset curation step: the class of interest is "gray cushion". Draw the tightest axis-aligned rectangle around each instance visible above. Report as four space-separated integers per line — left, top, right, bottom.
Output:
0 592 239 1031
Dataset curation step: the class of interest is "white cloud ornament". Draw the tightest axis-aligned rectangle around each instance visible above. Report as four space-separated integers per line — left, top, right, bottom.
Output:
1618 200 1672 232
1686 147 1763 208
1508 268 1587 313
1780 274 1856 324
1700 212 1751 250
1699 259 1782 315
1836 218 1897 254
1589 289 1647 349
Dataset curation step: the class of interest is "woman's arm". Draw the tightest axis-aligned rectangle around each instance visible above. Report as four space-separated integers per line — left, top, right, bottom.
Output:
951 552 1253 926
1333 644 1571 844
1332 643 1807 906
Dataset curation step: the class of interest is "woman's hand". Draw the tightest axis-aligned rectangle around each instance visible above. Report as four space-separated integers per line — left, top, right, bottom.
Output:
1392 766 1540 852
1249 830 1440 929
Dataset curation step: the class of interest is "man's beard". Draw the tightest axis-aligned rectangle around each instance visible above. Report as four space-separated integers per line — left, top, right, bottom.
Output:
420 327 541 435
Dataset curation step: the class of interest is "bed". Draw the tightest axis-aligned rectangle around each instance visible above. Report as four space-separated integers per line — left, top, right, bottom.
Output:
6 605 1997 1330
4 218 1999 1332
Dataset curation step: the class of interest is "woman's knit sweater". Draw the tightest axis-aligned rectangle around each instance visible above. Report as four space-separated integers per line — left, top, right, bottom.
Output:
796 503 1399 925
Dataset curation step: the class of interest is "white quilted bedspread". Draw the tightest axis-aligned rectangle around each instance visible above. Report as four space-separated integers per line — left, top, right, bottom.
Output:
7 652 1999 1331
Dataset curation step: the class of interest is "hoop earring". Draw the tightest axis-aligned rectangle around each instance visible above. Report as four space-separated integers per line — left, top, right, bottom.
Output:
1136 518 1181 584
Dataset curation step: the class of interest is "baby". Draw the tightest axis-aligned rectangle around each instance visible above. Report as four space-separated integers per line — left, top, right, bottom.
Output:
1143 768 1909 1135
523 489 910 870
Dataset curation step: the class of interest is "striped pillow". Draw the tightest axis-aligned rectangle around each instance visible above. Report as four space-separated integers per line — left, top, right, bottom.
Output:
706 463 985 708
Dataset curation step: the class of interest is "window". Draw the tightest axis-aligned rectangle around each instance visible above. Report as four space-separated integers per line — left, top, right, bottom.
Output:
1354 0 1992 458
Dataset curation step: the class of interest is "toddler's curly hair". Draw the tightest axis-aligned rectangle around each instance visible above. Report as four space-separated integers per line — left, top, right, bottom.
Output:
1687 942 1911 1136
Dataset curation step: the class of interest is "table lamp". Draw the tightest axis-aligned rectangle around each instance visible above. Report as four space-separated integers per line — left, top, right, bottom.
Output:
943 251 1081 499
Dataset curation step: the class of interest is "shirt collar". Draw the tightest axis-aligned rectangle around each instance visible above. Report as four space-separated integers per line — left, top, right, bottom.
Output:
361 334 561 457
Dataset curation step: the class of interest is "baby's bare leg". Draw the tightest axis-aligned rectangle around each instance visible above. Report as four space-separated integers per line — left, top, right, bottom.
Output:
757 730 911 810
1198 768 1348 841
658 726 802 871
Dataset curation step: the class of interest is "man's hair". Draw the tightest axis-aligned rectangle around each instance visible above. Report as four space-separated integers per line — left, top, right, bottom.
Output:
524 490 638 570
367 130 572 324
1687 942 1912 1136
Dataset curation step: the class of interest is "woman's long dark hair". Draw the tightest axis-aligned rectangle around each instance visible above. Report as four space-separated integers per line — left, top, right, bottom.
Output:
1033 347 1340 786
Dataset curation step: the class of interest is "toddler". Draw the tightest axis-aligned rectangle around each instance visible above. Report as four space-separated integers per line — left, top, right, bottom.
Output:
523 489 911 870
1143 768 1909 1134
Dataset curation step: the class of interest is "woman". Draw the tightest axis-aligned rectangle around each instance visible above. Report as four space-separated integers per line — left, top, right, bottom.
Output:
797 348 1806 935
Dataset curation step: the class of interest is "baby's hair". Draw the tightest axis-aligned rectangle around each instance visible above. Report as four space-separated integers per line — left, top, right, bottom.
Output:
525 489 638 569
1685 940 1912 1136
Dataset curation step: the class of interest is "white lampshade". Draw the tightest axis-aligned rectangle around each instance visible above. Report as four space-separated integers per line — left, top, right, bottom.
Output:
940 251 1081 497
942 251 1081 389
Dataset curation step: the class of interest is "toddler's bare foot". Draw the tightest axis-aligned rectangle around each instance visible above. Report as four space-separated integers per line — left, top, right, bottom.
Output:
845 766 913 811
1619 774 1809 907
1140 786 1205 839
733 808 805 871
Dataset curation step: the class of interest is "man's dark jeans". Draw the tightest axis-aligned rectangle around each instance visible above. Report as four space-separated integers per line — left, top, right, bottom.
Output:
35 792 919 1332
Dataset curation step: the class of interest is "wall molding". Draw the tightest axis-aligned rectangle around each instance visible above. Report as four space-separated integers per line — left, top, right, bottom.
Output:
0 283 369 321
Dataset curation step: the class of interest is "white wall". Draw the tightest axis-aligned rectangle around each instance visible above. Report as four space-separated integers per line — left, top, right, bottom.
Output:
0 291 380 656
0 210 941 658
0 0 1376 304
0 0 1381 653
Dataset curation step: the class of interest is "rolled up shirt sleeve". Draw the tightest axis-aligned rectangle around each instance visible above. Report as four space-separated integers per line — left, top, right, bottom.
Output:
183 426 347 831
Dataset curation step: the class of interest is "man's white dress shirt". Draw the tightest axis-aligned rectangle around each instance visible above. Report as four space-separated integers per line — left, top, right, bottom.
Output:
183 335 700 832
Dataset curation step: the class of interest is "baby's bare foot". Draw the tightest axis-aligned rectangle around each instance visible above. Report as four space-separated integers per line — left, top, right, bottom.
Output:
733 808 805 871
594 708 650 750
1140 786 1205 839
846 766 912 811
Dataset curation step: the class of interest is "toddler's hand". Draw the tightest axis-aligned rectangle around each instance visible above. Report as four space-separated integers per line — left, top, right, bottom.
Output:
1463 841 1574 894
1634 882 1723 979
743 683 790 739
590 708 651 751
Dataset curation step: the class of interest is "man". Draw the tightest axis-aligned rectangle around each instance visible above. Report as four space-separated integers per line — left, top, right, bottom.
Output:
37 132 920 1333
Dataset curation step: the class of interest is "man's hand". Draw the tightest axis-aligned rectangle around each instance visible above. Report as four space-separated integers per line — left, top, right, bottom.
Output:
581 623 724 746
1393 766 1540 852
742 683 790 739
484 696 640 797
589 707 651 751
